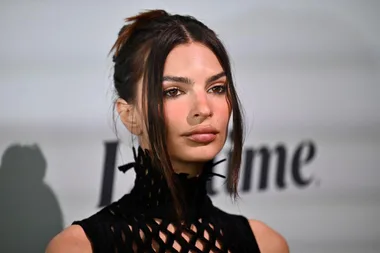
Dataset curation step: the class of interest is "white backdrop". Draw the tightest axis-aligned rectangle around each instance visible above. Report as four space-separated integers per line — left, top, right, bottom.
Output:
0 1 379 252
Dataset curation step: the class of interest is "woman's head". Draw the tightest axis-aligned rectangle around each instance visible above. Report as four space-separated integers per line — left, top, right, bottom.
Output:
111 10 244 208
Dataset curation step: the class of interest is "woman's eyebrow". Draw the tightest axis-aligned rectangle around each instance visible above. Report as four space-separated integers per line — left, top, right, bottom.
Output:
162 76 193 84
206 71 226 84
162 71 226 85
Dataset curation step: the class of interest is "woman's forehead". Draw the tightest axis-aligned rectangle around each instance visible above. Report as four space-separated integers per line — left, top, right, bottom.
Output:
163 43 224 77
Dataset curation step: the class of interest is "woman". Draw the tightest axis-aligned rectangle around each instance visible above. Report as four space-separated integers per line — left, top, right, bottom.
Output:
46 9 289 253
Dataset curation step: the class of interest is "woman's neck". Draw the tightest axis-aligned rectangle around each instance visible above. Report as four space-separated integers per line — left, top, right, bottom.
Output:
138 142 205 177
170 159 205 178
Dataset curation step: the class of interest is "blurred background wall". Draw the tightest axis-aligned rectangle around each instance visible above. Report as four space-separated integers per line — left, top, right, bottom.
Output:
0 1 379 252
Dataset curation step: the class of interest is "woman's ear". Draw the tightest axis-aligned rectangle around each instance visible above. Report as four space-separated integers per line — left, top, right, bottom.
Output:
116 98 143 135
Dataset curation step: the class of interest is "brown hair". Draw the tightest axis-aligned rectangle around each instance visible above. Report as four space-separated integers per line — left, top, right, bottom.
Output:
110 9 244 218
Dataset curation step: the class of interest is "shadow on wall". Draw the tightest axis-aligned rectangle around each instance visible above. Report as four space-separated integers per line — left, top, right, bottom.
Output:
0 144 63 253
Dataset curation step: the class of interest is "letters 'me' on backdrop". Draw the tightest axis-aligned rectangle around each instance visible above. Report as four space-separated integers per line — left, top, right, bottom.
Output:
0 1 379 253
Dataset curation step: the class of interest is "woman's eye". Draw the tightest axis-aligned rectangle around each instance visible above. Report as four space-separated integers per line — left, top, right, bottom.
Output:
209 85 226 94
163 88 183 98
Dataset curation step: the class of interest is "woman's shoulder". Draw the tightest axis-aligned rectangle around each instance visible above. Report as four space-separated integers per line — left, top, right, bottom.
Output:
45 225 92 253
248 219 289 253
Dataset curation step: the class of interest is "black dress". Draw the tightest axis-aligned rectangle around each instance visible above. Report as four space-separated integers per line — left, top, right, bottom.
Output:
73 147 260 253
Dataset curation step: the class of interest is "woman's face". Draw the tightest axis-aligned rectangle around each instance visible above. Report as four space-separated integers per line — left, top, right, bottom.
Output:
161 42 230 165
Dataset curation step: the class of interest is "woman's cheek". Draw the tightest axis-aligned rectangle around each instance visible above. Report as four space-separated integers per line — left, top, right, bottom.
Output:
164 101 186 124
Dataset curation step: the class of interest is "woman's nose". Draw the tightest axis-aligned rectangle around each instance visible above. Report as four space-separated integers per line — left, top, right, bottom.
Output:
187 91 213 125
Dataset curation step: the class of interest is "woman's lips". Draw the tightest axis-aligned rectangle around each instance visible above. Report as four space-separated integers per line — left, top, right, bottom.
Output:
186 133 217 143
182 125 219 143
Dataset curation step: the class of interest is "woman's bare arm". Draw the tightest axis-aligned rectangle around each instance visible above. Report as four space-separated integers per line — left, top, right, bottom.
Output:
45 225 92 253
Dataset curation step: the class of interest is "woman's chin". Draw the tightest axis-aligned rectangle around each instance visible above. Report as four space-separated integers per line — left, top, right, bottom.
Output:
181 145 222 162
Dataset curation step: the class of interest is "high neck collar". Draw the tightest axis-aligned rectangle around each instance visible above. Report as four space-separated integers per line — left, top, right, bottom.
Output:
117 146 225 220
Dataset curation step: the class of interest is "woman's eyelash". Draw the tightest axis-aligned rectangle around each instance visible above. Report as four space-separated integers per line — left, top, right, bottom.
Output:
163 87 183 98
208 85 227 94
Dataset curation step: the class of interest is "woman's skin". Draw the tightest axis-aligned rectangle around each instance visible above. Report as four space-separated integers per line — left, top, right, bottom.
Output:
46 42 289 253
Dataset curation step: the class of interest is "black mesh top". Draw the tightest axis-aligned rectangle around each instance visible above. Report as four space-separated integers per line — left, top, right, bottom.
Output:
73 147 260 253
